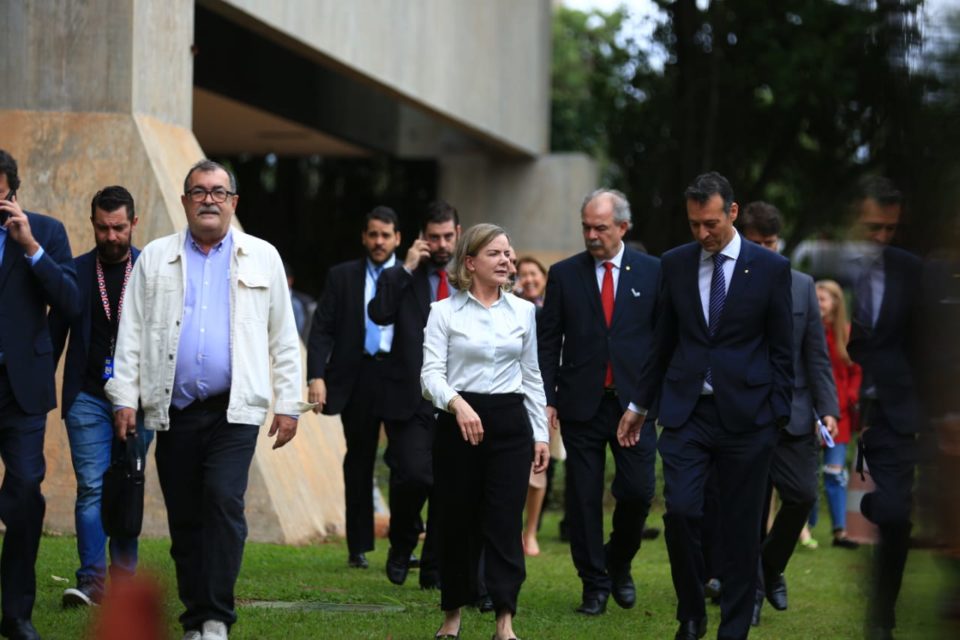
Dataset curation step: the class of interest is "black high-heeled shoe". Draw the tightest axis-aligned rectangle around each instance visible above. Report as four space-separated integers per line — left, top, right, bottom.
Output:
434 624 460 639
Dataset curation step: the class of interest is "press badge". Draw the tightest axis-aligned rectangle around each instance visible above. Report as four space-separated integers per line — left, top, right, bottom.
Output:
103 357 114 380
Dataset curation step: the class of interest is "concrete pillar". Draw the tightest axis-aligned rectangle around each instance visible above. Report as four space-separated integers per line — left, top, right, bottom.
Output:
0 0 346 544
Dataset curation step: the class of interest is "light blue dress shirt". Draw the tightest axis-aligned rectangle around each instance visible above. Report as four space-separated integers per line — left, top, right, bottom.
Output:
364 254 396 353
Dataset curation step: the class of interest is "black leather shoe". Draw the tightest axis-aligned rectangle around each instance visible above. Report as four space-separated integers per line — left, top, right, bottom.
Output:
609 565 636 609
865 626 894 640
348 552 369 569
419 570 441 590
385 548 410 585
751 590 763 627
641 526 661 540
0 618 41 640
475 594 495 613
575 592 608 616
674 617 707 640
764 572 788 610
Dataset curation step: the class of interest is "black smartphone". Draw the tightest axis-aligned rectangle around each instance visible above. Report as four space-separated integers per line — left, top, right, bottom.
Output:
0 189 15 225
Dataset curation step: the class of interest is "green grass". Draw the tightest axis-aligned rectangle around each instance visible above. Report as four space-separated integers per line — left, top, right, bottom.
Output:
23 509 950 639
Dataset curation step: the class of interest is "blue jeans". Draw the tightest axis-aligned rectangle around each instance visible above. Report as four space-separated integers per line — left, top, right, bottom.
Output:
811 443 848 531
64 392 153 587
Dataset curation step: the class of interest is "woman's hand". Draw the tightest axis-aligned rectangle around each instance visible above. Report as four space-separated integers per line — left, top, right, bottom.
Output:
532 442 550 474
451 396 484 445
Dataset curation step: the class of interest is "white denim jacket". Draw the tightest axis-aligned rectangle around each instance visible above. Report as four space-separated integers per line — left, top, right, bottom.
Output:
105 228 310 430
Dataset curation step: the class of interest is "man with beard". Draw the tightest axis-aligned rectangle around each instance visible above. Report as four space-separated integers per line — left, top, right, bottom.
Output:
307 206 402 569
538 189 661 616
50 186 154 608
0 149 80 640
368 201 460 589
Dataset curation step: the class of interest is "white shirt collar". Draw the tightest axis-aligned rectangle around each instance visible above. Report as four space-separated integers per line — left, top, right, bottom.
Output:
700 229 742 263
366 253 396 272
594 241 626 270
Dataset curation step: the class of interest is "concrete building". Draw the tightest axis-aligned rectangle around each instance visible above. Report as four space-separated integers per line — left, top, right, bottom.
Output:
0 0 595 543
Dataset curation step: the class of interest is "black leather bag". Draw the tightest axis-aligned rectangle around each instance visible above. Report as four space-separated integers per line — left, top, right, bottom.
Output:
101 432 146 538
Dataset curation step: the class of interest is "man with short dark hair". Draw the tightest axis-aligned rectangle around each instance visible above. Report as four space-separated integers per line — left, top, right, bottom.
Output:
50 186 154 609
307 206 402 569
618 172 794 640
739 201 839 627
106 159 308 640
368 201 460 589
847 177 921 640
0 149 80 640
538 189 661 616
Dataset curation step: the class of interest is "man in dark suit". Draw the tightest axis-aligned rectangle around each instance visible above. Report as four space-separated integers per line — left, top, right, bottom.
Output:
306 206 401 570
538 189 660 616
49 186 153 610
846 177 921 640
0 149 80 640
739 202 839 626
618 172 794 640
368 201 460 589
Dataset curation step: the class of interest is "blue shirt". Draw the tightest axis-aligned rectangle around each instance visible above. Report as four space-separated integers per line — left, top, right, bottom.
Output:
172 232 233 409
365 254 396 352
0 227 45 364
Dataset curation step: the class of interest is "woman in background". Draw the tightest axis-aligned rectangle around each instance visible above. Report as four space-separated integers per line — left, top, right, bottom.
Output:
422 224 550 640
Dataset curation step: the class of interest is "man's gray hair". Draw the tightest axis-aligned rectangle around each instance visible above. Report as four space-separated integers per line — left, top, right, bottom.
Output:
183 159 238 194
581 189 633 230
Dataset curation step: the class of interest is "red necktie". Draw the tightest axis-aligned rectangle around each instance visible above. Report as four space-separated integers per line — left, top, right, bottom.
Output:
601 261 614 387
437 269 450 301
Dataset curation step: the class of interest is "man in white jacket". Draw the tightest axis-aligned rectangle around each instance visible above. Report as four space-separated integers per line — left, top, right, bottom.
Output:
105 160 308 640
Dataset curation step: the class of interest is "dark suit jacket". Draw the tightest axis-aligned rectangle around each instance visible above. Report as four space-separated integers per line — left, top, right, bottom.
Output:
847 246 922 433
367 263 432 421
0 211 80 415
50 247 141 417
787 269 840 436
306 258 369 416
538 247 661 422
633 238 794 432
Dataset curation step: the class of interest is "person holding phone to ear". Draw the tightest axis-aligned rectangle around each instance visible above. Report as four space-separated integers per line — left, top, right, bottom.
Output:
0 148 81 640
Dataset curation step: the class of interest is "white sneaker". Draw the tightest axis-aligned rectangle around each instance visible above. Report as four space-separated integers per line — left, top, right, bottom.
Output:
182 632 202 640
201 620 228 640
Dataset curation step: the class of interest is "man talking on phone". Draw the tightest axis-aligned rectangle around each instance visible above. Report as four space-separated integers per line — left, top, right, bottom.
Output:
368 202 460 589
0 149 80 640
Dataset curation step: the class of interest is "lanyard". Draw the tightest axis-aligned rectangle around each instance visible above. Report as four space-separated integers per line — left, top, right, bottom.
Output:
96 254 133 327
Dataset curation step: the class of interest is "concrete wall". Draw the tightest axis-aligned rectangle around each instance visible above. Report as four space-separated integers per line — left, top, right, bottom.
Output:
440 152 598 267
210 0 552 157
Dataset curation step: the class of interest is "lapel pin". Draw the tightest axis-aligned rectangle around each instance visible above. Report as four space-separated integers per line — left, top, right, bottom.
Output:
625 265 631 271
631 288 641 298
744 269 750 274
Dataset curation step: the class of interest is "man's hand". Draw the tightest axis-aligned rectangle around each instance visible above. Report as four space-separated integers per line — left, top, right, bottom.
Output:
113 407 138 441
545 405 559 431
533 442 550 474
0 196 40 256
403 237 431 271
451 396 483 445
616 409 645 448
823 415 839 439
308 379 327 414
268 415 298 449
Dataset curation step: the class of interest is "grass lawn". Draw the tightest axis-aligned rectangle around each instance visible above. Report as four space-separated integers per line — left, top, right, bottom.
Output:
22 509 950 639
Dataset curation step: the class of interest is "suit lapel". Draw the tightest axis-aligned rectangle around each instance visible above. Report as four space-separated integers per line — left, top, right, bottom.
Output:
577 253 605 325
0 233 19 294
414 266 432 321
685 246 710 337
355 259 369 327
723 241 755 325
875 249 900 332
611 250 635 329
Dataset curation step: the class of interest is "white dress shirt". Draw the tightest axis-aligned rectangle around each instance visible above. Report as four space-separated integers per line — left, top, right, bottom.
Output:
594 241 625 294
421 289 550 443
698 230 741 394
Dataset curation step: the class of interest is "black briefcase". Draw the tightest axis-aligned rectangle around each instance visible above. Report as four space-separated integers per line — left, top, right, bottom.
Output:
101 432 146 538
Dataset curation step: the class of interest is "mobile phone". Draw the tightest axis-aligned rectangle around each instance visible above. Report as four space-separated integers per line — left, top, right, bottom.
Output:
0 189 15 225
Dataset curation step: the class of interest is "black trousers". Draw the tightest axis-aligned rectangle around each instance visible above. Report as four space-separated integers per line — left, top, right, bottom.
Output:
435 392 532 615
658 396 777 640
384 400 439 579
339 357 386 555
860 400 916 631
561 394 656 596
701 464 723 582
0 367 46 620
758 430 819 586
155 399 259 631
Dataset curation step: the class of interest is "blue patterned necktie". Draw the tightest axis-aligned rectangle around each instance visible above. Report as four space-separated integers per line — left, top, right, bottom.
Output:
705 253 728 386
364 266 383 355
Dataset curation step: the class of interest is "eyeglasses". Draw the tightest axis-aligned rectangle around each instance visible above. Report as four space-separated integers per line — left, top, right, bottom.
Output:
185 187 236 203
863 222 899 233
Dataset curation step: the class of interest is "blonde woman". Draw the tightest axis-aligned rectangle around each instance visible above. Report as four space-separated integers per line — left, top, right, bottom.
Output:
422 224 550 640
